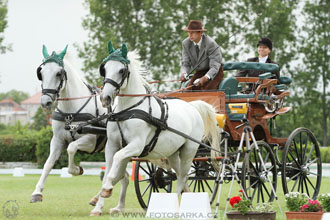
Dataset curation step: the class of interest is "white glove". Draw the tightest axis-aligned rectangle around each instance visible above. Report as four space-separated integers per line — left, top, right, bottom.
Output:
193 78 200 86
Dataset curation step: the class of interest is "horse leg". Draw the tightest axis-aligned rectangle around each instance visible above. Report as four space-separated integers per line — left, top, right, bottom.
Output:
109 170 129 214
90 139 122 216
31 137 65 203
101 146 137 198
67 134 96 176
177 141 199 195
167 151 185 195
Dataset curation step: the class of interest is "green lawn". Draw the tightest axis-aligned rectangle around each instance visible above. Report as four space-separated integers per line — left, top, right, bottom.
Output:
0 174 329 219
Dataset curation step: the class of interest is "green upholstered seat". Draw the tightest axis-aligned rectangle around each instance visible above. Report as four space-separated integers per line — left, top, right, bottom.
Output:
218 76 238 94
258 72 273 80
279 76 292 85
275 84 287 90
225 94 270 100
223 62 279 72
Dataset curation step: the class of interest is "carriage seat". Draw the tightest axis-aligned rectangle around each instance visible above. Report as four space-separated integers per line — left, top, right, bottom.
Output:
223 62 279 72
274 76 292 91
218 76 238 95
218 76 269 100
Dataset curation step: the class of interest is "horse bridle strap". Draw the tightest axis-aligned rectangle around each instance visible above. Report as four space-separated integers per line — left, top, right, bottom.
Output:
40 68 67 100
103 78 122 90
103 62 130 91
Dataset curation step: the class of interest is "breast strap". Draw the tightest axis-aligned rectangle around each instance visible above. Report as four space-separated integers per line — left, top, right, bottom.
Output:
108 96 168 157
52 83 104 141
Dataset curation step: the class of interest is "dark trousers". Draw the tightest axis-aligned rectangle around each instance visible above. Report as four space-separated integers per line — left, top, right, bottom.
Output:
187 65 224 91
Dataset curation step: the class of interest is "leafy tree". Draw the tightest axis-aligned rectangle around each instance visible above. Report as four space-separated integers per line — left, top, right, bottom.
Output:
78 0 263 89
289 0 330 146
0 89 29 104
79 0 298 89
0 0 10 53
31 107 49 130
237 0 299 71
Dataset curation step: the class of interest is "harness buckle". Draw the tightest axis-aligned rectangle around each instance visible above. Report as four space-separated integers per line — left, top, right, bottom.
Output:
64 114 74 130
68 124 79 131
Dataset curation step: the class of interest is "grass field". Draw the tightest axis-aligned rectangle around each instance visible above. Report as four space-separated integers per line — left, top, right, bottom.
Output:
0 174 329 219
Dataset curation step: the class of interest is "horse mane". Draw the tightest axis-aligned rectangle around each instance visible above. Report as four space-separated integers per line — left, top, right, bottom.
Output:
63 51 88 85
126 51 150 92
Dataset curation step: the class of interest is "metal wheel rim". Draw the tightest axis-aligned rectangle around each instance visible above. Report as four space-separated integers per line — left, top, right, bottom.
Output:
281 127 322 199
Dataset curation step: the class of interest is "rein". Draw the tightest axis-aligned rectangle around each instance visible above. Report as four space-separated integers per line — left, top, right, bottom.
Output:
57 93 100 101
117 85 194 97
54 80 188 101
148 79 181 84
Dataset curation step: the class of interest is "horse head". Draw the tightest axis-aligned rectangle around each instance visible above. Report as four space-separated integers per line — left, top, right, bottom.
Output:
99 41 130 107
37 45 68 111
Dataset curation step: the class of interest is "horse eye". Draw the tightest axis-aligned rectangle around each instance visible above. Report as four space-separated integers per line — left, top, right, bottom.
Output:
119 69 125 74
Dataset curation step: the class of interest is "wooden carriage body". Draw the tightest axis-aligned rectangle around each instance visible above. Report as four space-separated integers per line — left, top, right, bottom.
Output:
167 62 291 147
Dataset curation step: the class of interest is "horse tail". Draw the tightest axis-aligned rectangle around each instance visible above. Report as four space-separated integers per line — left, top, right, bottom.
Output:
189 100 220 151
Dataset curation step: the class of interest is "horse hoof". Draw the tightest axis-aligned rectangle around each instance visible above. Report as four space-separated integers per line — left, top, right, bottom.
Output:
90 211 102 216
89 197 98 206
100 188 112 198
79 166 84 175
110 208 122 214
30 194 43 203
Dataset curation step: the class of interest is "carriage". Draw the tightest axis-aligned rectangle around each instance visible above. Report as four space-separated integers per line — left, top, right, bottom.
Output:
130 61 322 209
33 44 321 216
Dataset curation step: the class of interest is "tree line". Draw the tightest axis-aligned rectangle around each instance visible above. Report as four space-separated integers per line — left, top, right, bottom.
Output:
78 0 329 146
0 0 328 146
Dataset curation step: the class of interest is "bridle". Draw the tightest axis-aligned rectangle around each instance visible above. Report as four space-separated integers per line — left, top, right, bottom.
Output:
37 62 67 101
100 61 130 94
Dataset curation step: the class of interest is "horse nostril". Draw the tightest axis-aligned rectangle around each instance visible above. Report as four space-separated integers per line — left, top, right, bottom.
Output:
46 101 52 109
106 96 111 105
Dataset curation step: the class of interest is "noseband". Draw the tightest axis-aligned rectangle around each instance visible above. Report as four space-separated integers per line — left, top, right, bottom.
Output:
37 62 67 101
102 62 130 92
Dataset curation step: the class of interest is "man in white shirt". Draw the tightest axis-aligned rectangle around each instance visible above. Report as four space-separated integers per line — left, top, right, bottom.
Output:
236 37 280 80
180 20 224 90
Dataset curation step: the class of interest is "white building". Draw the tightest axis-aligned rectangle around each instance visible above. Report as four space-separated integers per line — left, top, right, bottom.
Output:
21 92 41 122
0 98 28 125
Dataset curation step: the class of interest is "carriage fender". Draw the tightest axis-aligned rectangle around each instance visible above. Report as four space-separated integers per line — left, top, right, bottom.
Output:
216 114 226 128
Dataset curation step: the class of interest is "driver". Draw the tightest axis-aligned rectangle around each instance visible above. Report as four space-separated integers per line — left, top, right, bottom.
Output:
180 20 224 90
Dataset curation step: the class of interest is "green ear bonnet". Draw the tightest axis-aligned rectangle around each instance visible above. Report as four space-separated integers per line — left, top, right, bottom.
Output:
42 45 68 67
102 41 130 64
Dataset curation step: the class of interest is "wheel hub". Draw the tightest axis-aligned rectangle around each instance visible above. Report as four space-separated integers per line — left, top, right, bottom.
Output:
286 162 300 180
259 172 268 183
301 165 310 175
153 168 174 188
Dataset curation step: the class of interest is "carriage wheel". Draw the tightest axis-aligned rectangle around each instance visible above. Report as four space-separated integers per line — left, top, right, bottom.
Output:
134 161 175 210
241 141 277 203
187 160 219 204
281 128 322 199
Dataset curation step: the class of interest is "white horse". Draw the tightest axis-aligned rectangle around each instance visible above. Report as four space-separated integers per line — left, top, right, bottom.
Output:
94 41 220 212
31 45 129 215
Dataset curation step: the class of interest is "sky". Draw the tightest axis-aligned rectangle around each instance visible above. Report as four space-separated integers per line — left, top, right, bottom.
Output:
0 0 89 95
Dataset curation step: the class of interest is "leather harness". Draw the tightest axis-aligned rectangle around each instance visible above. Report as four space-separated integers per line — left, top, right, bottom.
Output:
107 95 169 157
51 84 107 153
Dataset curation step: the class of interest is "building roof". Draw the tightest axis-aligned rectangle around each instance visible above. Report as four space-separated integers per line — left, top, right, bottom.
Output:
0 98 26 111
21 92 41 105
